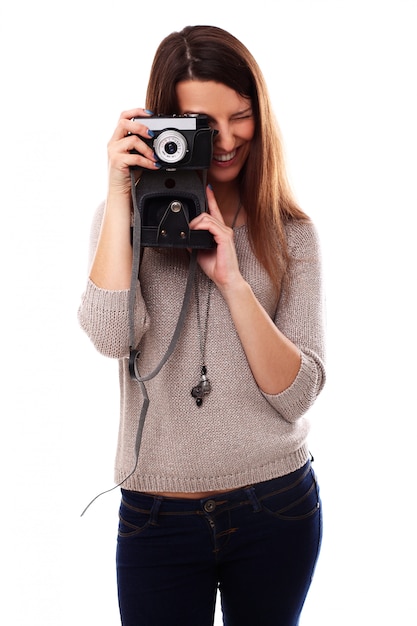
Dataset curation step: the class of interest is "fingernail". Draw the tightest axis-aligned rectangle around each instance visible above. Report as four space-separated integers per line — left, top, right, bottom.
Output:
145 109 154 115
148 129 155 137
207 183 213 190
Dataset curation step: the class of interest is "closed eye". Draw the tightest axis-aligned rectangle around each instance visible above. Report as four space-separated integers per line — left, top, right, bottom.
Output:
231 107 253 121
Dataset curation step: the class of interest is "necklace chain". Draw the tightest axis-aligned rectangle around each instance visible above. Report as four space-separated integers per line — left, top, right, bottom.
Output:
195 276 212 364
190 200 242 407
191 274 213 406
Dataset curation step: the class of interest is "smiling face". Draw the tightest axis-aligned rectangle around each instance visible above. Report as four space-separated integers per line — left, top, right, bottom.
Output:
176 80 255 187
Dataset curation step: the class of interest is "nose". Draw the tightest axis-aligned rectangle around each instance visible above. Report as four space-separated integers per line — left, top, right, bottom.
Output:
213 122 235 153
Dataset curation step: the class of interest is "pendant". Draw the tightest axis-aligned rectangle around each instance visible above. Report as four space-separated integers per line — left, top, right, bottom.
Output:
191 366 211 407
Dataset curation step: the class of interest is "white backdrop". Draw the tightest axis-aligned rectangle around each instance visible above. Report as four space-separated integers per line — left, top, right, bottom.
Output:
1 1 416 624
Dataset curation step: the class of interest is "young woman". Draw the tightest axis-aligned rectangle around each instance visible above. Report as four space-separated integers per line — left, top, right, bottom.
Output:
78 25 326 626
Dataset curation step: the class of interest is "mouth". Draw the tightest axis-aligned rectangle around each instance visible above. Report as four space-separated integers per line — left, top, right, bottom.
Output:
213 149 237 163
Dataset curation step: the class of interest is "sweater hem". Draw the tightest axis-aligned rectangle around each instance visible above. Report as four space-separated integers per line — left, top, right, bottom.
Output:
114 445 310 493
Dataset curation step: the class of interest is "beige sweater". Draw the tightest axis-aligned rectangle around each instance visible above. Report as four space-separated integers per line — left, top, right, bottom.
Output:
78 204 326 493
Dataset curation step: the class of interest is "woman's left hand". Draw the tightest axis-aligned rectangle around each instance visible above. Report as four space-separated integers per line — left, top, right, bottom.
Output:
189 186 244 294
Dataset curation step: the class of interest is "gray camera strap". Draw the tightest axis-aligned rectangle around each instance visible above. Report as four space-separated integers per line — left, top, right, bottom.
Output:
128 169 199 382
128 168 210 379
80 171 199 516
125 168 199 485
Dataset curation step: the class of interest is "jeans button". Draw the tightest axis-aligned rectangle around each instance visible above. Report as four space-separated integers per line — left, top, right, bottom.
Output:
204 499 216 513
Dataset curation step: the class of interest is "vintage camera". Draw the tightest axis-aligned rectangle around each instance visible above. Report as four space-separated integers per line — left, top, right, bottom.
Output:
130 114 217 249
131 113 216 170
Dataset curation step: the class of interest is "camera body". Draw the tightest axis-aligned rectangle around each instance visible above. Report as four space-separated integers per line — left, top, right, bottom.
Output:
131 113 216 170
131 114 217 249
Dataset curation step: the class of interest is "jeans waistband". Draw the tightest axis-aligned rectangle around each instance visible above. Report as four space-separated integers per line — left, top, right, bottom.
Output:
121 461 311 516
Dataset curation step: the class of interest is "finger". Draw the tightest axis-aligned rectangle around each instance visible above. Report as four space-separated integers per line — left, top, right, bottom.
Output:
110 120 152 145
110 108 153 142
205 185 225 223
119 107 153 121
108 122 157 165
124 132 157 161
108 135 159 172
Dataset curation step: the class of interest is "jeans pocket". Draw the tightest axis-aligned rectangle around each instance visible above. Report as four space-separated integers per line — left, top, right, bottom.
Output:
118 494 153 538
260 467 321 522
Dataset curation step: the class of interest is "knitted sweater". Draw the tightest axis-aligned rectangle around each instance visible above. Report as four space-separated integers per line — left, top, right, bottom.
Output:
78 203 326 493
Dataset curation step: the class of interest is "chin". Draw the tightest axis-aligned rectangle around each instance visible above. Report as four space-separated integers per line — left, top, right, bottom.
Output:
208 165 242 185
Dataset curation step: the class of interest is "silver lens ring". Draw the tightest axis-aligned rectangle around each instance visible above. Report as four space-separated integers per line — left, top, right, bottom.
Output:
153 130 188 163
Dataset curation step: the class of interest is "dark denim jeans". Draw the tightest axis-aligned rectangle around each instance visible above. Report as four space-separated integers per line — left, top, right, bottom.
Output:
116 461 322 626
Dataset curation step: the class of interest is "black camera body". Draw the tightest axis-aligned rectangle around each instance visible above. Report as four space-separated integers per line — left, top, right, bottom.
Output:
131 114 217 249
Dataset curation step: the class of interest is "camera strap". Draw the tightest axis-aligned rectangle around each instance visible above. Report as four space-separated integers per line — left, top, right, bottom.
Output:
125 168 198 486
80 171 199 517
128 169 199 382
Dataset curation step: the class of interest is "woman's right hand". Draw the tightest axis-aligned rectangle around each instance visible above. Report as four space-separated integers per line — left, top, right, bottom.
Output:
107 108 160 195
89 108 160 289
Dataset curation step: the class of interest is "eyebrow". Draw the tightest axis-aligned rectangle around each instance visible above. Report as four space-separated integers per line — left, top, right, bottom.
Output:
182 106 253 118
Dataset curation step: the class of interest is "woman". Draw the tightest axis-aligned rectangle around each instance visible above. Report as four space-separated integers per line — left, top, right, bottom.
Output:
78 25 326 626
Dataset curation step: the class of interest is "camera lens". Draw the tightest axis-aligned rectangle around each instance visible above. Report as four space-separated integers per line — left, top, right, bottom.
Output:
165 142 178 155
154 130 188 163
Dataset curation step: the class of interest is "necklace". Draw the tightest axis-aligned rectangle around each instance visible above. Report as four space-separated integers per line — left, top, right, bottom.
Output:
191 275 213 406
191 201 242 407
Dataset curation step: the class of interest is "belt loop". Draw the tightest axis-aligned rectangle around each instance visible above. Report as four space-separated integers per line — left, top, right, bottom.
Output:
245 486 262 513
149 496 163 525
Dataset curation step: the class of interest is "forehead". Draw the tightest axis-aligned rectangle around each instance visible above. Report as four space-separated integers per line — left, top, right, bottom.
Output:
176 80 251 115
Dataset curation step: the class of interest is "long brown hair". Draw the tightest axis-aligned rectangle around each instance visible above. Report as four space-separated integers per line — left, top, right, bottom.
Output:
145 25 308 291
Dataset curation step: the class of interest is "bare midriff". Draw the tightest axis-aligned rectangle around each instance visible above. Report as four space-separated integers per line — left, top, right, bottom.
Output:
146 488 237 500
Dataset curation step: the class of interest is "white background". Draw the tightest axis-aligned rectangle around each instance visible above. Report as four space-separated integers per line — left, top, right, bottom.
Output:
1 0 416 624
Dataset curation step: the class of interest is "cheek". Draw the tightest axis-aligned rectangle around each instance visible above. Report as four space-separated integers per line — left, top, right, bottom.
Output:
242 120 255 142
240 123 255 156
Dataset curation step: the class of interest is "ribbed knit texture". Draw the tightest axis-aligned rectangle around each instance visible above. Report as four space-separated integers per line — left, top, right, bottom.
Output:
78 203 326 492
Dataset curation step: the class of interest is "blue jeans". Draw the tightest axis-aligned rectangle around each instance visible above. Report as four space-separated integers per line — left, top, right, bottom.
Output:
116 461 322 626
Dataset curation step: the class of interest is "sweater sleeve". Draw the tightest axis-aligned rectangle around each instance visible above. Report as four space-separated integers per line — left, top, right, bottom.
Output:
261 220 326 422
77 203 150 358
